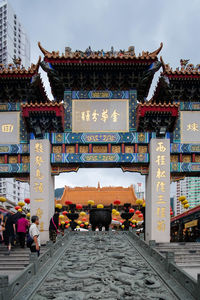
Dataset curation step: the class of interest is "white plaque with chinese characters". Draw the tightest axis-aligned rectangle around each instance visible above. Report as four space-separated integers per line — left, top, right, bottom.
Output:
72 99 129 132
181 111 200 143
0 112 20 144
145 139 170 243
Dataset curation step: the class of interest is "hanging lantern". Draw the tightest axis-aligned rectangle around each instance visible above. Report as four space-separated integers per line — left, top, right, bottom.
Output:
82 217 87 222
112 209 117 215
18 208 22 212
132 224 136 228
142 202 146 207
121 225 125 229
65 224 69 229
182 200 188 205
61 221 65 225
135 210 140 215
76 204 82 210
15 205 21 211
26 212 30 218
56 204 62 210
80 223 84 228
76 225 80 229
65 220 69 224
80 211 86 217
115 211 120 216
65 200 72 206
113 217 117 221
178 196 186 202
97 204 104 209
138 213 143 218
62 211 68 215
88 200 94 206
84 222 89 226
59 215 65 220
132 219 137 224
18 201 25 207
129 208 135 213
170 211 173 216
77 220 82 225
0 197 6 203
184 204 190 209
114 200 121 206
24 198 30 204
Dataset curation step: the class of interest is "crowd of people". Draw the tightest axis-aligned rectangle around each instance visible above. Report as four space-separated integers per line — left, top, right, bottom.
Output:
0 208 64 257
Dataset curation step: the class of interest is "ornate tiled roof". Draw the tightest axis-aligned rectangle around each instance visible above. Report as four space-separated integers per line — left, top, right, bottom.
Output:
38 42 163 62
0 56 41 76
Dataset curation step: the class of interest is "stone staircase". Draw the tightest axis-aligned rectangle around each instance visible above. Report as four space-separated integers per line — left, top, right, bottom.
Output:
0 244 46 281
155 242 200 280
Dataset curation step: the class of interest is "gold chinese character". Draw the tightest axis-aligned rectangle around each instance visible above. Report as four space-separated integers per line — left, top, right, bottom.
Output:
2 124 13 133
157 220 166 232
157 207 166 218
35 198 44 202
156 181 165 192
36 208 43 219
111 109 120 122
92 110 99 122
156 195 166 204
156 155 166 166
85 110 90 122
81 111 86 121
35 143 44 153
35 169 44 180
34 182 43 193
40 221 44 232
187 123 199 131
101 109 108 123
156 168 166 179
156 142 166 152
35 156 44 167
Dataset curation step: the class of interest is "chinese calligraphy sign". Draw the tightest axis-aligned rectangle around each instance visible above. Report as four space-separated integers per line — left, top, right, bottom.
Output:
181 111 200 143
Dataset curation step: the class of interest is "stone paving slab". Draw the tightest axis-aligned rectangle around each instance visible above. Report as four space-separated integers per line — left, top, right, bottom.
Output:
30 233 183 300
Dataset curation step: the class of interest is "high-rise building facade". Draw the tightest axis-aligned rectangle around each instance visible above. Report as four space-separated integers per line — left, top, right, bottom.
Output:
0 178 30 203
176 177 200 215
0 0 30 67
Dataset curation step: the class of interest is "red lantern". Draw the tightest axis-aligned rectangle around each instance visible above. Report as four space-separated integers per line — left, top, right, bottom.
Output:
138 213 143 218
82 217 87 222
15 206 21 211
76 204 82 210
129 208 135 213
113 218 117 221
114 200 121 206
62 211 67 215
24 198 30 204
170 211 173 216
65 224 70 228
80 223 84 228
65 220 69 224
132 224 136 228
65 200 72 205
135 210 140 215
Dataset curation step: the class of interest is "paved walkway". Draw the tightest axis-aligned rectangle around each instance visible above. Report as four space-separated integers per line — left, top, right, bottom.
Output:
29 233 189 300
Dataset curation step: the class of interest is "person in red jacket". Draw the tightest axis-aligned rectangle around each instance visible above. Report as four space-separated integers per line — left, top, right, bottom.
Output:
17 214 29 248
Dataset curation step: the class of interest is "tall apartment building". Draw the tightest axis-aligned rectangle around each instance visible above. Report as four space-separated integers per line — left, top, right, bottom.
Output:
176 177 200 215
0 178 30 205
0 0 30 67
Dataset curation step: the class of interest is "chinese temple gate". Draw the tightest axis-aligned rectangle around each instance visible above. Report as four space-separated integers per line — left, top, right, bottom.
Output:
0 41 200 243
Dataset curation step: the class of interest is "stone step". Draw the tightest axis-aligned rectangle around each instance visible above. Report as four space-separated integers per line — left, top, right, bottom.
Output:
0 266 25 270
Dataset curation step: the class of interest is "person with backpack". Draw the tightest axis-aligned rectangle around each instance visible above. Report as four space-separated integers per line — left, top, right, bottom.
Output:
4 213 15 255
29 215 40 256
49 208 59 243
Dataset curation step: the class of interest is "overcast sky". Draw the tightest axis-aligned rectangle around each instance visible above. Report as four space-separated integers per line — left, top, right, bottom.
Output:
9 0 200 193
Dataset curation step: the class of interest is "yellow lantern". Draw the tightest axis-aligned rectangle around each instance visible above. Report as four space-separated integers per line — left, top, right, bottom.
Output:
115 211 120 216
132 219 137 224
88 200 94 206
61 221 65 225
59 215 65 220
76 225 80 229
142 202 146 207
26 212 30 218
184 204 189 209
182 200 188 205
97 204 104 208
77 220 82 225
112 209 117 215
80 211 86 217
56 204 62 210
18 201 25 207
136 199 143 205
18 208 22 212
121 225 125 229
85 222 89 226
0 197 6 203
178 196 186 202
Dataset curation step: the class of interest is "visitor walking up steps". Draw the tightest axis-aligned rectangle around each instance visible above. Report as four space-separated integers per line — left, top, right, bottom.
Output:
29 216 40 257
49 208 60 243
17 214 29 248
